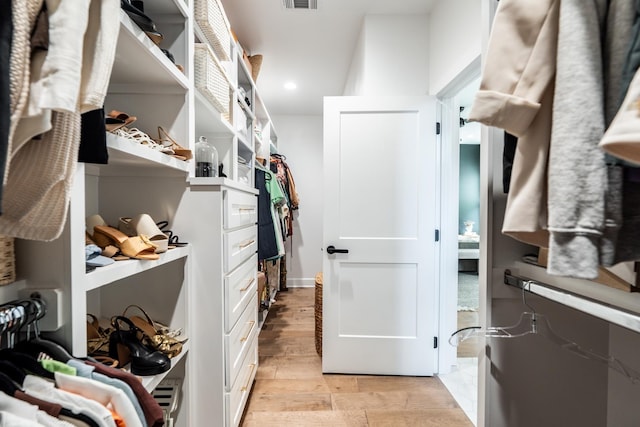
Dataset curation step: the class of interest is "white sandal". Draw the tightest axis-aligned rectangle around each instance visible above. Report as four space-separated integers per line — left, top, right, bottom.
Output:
114 127 175 155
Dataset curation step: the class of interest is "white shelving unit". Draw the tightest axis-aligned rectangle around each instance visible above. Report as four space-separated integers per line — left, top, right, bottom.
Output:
9 0 279 425
14 0 194 425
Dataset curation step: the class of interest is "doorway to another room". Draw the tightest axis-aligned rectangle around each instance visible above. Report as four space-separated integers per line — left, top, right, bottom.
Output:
438 76 481 426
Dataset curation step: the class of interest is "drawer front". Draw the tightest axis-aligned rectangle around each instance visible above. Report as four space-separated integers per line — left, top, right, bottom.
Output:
223 189 257 230
224 226 257 272
225 294 258 389
226 335 258 427
225 253 258 333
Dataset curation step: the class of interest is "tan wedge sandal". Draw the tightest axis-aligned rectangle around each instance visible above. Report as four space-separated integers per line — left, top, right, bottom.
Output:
154 126 193 161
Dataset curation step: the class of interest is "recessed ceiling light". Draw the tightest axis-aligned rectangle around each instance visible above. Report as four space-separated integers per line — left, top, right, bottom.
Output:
284 82 297 90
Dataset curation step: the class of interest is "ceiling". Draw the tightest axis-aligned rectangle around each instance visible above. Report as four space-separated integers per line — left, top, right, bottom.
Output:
219 0 438 117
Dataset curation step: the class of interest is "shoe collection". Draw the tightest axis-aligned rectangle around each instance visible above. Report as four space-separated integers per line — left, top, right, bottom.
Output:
119 0 184 72
105 110 193 162
86 306 187 376
85 214 188 268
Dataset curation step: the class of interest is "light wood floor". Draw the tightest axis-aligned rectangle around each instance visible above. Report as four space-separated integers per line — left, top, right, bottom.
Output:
241 287 474 426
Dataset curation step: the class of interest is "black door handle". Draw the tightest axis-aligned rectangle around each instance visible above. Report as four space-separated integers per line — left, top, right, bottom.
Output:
326 245 349 255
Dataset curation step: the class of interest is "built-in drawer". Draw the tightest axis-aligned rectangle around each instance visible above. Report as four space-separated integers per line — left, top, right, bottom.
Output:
225 253 258 333
223 189 257 230
226 334 258 427
225 294 258 389
224 225 257 272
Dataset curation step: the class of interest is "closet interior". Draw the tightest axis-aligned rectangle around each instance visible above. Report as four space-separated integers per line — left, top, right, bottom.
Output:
2 0 288 425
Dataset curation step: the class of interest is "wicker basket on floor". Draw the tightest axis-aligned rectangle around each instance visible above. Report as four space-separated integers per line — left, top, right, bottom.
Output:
315 272 323 357
0 237 15 286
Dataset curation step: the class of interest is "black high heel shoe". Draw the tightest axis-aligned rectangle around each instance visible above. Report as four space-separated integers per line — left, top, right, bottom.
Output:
109 316 170 376
120 0 164 45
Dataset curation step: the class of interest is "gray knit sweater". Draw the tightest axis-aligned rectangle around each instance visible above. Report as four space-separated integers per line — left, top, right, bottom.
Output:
547 0 608 279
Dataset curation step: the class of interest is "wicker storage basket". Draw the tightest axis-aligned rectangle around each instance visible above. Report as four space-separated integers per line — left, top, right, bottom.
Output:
0 237 15 286
194 0 231 61
194 43 230 120
315 272 323 357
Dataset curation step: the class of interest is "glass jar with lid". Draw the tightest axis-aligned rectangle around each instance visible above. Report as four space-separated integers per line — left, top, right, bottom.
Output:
195 136 218 177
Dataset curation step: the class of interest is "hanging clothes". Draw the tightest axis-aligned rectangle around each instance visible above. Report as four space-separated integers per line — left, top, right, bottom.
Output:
471 0 640 279
469 0 559 249
256 167 279 260
1 0 119 240
265 167 286 258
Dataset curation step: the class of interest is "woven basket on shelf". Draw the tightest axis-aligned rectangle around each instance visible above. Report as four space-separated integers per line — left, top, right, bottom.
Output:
248 55 263 83
194 0 231 61
0 237 16 286
314 272 323 357
194 43 230 120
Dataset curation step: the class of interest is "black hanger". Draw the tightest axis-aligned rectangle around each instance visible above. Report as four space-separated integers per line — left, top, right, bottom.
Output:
0 349 54 380
0 371 19 396
0 360 25 386
13 298 73 363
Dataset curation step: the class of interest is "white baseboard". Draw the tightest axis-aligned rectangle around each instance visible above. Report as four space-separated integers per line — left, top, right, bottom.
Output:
285 278 316 288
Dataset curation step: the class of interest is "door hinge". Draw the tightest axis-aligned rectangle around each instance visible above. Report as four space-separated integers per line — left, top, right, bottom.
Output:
435 229 440 242
436 122 441 135
434 337 438 349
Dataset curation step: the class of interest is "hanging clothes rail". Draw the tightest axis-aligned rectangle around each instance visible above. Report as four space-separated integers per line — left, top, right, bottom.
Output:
504 269 640 334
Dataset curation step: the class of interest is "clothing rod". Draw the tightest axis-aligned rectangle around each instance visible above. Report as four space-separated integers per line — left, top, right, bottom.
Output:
504 270 640 334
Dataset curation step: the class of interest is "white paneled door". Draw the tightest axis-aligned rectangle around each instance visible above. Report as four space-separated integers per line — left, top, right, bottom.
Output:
322 96 439 376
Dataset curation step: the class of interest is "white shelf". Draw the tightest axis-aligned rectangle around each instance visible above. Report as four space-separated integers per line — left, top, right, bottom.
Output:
188 177 258 193
236 96 255 121
109 10 189 93
142 343 190 392
237 133 253 155
194 90 235 135
145 0 189 18
84 246 190 292
87 133 190 176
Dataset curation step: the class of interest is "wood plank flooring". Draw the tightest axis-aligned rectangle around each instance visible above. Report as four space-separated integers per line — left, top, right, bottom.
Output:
241 287 474 426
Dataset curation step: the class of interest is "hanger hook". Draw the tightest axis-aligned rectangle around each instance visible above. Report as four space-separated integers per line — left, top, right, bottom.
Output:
521 280 536 315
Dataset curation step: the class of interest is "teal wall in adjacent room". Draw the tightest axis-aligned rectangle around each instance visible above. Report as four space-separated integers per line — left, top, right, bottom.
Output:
459 144 480 235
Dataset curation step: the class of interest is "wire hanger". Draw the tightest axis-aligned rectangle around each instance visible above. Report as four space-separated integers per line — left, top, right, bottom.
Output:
449 281 640 384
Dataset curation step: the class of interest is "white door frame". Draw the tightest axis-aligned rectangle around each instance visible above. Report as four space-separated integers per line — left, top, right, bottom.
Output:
435 55 482 376
435 4 500 427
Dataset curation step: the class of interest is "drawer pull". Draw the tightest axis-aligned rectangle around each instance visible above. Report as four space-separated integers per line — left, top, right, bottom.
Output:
238 207 255 213
241 363 256 392
238 239 255 249
240 320 256 342
239 277 255 292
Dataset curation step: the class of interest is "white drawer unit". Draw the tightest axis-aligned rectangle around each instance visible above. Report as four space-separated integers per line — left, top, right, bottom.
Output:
225 253 258 332
226 335 258 427
223 189 257 230
225 294 258 388
224 225 257 272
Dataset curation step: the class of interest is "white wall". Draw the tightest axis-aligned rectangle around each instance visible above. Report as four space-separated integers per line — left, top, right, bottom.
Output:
428 0 482 95
272 115 323 287
343 23 366 96
343 15 429 96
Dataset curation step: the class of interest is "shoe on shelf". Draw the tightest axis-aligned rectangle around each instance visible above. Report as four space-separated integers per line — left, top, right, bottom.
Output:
87 314 112 356
109 316 170 376
120 0 164 45
154 127 192 161
111 127 176 155
106 110 137 132
86 214 108 238
122 305 186 358
156 221 189 248
118 214 169 253
93 225 160 260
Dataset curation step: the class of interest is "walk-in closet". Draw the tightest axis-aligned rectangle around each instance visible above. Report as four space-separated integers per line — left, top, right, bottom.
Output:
4 0 640 426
